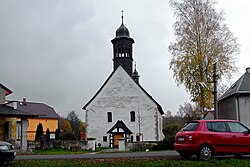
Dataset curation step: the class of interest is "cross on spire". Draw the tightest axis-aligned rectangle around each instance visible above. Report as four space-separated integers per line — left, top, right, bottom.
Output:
121 10 124 24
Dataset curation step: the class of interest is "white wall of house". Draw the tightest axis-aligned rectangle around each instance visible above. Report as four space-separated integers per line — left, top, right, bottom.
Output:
84 66 164 147
238 96 250 128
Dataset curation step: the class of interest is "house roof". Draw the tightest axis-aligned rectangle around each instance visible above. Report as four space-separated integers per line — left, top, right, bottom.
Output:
82 65 164 115
0 83 12 96
219 67 250 100
107 120 132 134
13 101 58 119
0 105 37 118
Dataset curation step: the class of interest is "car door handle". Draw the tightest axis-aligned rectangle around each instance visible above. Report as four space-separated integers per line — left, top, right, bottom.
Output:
209 134 214 138
232 135 237 138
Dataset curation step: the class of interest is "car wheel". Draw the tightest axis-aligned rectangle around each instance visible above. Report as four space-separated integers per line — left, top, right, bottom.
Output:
179 153 192 159
197 145 213 161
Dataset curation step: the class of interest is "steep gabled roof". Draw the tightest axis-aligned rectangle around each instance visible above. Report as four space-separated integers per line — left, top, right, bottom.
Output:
107 120 132 134
219 68 250 100
0 83 12 96
14 101 58 119
82 65 164 114
0 105 37 118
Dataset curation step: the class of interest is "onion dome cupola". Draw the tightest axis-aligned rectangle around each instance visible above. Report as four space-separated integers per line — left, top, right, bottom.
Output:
111 13 135 76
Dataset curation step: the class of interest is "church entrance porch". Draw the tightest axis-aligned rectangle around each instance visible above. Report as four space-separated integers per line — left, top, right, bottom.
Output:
107 120 132 148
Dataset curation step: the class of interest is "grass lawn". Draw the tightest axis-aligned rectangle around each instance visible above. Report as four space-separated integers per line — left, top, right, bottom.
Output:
32 147 92 155
7 157 250 167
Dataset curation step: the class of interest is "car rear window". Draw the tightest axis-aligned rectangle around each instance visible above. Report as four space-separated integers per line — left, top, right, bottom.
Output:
206 122 228 132
182 122 199 131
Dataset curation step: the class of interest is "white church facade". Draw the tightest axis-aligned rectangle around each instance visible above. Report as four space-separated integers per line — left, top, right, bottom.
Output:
83 16 165 148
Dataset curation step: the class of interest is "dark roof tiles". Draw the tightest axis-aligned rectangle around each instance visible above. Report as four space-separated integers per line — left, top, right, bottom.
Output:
219 68 250 100
16 101 58 119
0 105 37 118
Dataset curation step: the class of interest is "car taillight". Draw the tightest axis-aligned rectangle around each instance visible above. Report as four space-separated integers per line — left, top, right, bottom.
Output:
194 133 199 137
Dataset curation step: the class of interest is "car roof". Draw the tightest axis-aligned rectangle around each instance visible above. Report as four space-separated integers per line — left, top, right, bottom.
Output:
0 141 12 145
192 119 238 123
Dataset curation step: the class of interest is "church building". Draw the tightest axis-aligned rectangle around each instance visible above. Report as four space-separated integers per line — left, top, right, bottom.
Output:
82 15 165 148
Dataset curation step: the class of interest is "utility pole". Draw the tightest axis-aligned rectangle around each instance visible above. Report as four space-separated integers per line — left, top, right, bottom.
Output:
213 63 218 119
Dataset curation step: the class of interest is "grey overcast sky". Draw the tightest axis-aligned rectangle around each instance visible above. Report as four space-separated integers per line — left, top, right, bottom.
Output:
0 0 249 120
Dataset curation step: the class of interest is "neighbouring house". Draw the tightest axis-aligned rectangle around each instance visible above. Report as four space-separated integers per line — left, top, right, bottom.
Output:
204 109 214 120
218 67 250 127
82 16 165 148
0 83 37 151
7 98 59 141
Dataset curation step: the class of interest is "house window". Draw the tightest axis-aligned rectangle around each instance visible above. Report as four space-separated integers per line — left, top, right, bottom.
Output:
103 136 107 142
130 111 135 122
107 112 112 122
130 135 133 142
136 135 140 142
4 121 12 140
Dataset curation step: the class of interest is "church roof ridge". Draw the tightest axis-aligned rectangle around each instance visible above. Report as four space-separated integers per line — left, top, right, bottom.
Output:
82 66 164 115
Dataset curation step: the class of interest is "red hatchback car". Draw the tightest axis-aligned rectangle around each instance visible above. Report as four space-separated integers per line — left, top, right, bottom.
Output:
174 119 250 160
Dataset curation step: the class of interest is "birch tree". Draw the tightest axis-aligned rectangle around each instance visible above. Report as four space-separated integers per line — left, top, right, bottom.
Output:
169 0 240 109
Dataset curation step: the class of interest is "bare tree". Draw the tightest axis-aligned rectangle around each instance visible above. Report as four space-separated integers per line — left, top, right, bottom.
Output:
136 110 145 142
177 102 200 120
135 109 146 151
218 83 229 98
169 0 240 110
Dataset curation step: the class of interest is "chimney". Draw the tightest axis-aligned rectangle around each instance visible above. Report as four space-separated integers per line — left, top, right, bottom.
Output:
246 67 250 74
13 101 17 109
23 97 27 105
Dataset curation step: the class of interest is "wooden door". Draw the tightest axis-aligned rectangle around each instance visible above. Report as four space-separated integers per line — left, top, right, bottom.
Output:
114 134 123 147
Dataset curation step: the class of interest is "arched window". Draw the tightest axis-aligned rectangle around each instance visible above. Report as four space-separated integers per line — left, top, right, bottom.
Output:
107 112 112 122
130 111 135 122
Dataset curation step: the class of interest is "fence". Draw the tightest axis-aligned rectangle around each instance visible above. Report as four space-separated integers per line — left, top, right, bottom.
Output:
0 132 160 152
127 141 159 151
11 140 89 152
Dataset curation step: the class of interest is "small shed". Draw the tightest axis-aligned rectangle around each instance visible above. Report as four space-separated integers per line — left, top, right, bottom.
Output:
218 67 250 127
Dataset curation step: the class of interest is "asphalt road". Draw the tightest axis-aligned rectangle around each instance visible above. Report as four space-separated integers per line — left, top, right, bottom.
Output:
16 150 179 161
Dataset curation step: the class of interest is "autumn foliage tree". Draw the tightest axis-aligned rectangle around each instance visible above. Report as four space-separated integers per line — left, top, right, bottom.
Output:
66 111 85 139
61 118 72 134
169 0 240 110
58 111 85 140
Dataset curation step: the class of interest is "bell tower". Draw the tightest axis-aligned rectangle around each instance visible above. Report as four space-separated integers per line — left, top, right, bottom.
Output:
111 12 135 76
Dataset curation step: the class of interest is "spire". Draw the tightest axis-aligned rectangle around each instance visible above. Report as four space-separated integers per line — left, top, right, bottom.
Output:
132 61 140 84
